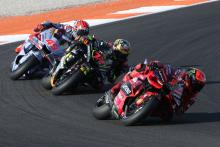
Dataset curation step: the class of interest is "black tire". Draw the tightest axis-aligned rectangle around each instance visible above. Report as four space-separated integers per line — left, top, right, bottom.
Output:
42 75 52 90
93 103 111 120
51 70 84 95
121 96 160 126
160 112 173 122
159 102 174 122
10 55 39 80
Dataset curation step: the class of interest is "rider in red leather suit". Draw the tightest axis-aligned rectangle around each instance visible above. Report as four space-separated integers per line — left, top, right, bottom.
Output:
110 60 206 118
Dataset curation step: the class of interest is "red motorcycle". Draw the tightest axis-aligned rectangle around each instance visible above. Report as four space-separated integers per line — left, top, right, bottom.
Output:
93 69 175 126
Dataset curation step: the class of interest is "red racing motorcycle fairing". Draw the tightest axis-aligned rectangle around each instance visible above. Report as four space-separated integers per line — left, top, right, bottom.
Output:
114 70 163 115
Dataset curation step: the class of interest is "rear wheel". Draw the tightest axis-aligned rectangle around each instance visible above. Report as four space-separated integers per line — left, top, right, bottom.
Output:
10 55 39 80
158 101 174 122
52 70 84 95
121 96 160 126
160 111 173 122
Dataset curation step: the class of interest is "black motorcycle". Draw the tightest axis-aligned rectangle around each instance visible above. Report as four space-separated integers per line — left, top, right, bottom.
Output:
42 40 107 95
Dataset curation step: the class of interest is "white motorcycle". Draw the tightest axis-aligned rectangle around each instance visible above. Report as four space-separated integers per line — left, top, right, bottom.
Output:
10 28 68 80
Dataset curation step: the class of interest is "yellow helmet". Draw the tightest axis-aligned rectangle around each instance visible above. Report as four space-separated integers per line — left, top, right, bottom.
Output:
113 39 131 55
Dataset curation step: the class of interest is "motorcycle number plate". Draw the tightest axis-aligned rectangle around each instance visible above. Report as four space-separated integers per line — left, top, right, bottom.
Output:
121 83 132 96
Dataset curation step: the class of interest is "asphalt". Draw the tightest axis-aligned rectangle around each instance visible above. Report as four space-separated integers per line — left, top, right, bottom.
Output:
0 1 220 147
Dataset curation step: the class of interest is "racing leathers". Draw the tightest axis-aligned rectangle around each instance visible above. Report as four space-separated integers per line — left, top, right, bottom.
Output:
33 21 75 43
56 35 129 90
16 20 89 54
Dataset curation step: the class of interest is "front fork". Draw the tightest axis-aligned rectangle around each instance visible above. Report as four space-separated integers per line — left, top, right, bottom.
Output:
50 51 82 87
101 91 121 119
50 59 64 87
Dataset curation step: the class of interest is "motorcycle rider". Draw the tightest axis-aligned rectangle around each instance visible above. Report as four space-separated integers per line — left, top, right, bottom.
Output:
171 66 206 114
54 35 131 90
91 38 131 87
108 60 206 119
14 20 90 78
15 20 90 55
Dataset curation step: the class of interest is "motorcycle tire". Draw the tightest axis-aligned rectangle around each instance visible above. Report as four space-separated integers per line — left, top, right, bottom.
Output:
42 75 52 90
10 55 39 80
160 111 173 122
121 96 160 126
93 103 111 120
51 70 83 95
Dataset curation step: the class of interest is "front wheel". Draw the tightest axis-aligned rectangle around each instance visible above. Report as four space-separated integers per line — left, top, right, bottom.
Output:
93 98 111 120
41 75 52 90
121 96 160 126
10 55 39 80
51 70 84 95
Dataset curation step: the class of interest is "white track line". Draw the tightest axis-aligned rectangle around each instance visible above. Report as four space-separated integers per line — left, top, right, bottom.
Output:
112 5 185 14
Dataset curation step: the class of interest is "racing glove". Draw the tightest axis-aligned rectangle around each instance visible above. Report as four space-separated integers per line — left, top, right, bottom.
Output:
34 24 45 32
33 21 54 32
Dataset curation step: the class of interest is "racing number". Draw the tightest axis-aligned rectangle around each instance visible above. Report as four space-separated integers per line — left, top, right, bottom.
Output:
122 84 132 95
46 39 58 51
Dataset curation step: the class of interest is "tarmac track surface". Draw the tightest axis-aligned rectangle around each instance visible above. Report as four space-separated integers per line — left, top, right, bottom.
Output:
0 1 220 147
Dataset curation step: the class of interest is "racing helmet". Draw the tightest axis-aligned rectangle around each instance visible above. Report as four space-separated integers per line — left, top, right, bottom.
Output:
113 39 131 56
73 20 90 36
187 68 206 93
